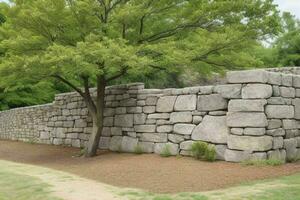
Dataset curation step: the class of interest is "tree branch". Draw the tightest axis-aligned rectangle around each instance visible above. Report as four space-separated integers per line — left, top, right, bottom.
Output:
51 75 84 97
106 66 128 82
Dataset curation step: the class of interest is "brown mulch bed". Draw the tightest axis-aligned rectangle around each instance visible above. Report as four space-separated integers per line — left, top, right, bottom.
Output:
0 140 299 193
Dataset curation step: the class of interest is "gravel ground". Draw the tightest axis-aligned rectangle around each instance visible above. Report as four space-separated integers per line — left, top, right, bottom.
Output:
0 140 299 193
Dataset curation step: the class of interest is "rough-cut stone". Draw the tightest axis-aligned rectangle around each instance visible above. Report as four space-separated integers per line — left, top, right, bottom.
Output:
268 72 281 85
134 125 156 133
213 84 242 99
138 142 154 153
228 99 267 112
143 106 156 114
273 85 280 97
227 70 268 83
267 97 285 105
199 86 214 94
173 124 196 135
71 139 81 148
134 113 147 125
179 141 194 150
109 136 122 151
192 115 229 144
192 116 202 124
227 112 268 127
265 105 294 119
145 96 158 106
99 137 110 149
267 149 286 162
228 135 273 151
197 94 227 111
53 138 63 145
242 84 272 99
215 145 227 160
282 74 293 86
103 117 114 127
283 120 297 129
102 127 111 136
225 149 251 162
209 111 227 116
170 112 192 123
231 128 243 135
292 99 300 120
121 136 138 153
251 152 267 160
156 96 177 112
140 133 168 143
284 138 298 161
273 137 284 149
267 119 282 129
174 95 197 111
280 87 295 98
148 113 170 119
168 134 185 143
157 125 173 133
111 127 122 136
243 128 265 136
114 114 133 127
293 75 300 88
266 128 285 136
154 143 179 155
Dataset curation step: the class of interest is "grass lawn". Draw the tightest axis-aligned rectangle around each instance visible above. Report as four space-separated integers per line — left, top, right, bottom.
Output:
0 168 62 200
120 173 300 200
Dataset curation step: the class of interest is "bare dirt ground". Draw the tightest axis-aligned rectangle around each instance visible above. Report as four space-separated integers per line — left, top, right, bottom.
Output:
0 140 300 193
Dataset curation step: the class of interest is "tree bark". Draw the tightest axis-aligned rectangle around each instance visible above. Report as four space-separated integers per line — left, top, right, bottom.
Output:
85 75 106 157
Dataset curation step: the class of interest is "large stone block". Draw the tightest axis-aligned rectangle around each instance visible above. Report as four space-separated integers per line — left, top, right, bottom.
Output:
213 84 242 99
227 112 268 127
267 149 286 162
138 142 154 153
242 84 272 99
267 72 281 85
99 137 110 149
170 112 192 123
215 145 227 160
273 137 284 149
266 128 285 136
197 94 227 111
280 87 295 98
121 136 138 153
180 141 194 150
114 114 133 127
292 99 300 120
109 136 122 151
173 124 196 135
227 70 268 83
228 135 273 151
169 134 185 144
224 149 251 162
154 142 179 155
148 113 170 119
192 115 229 144
140 133 168 143
265 105 294 119
243 128 265 136
134 113 147 125
157 125 173 133
293 75 300 88
156 96 177 112
228 99 267 112
134 125 156 133
267 119 282 129
282 120 297 130
284 138 298 161
174 95 197 111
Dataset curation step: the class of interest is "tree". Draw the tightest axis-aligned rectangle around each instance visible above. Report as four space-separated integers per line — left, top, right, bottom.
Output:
0 0 280 157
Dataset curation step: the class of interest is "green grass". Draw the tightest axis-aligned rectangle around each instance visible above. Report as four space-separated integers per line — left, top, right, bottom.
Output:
120 173 300 200
0 168 62 200
241 159 284 166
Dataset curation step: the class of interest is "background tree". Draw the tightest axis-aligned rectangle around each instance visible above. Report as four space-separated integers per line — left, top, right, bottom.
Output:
0 0 280 156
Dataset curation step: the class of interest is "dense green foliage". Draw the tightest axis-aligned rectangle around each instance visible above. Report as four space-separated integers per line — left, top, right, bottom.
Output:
0 0 290 110
190 141 216 162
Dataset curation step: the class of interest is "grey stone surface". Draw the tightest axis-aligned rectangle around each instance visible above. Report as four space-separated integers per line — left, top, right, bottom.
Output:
224 149 251 162
228 135 273 151
174 95 197 111
170 112 192 123
140 133 168 143
267 149 286 162
284 138 298 161
179 141 194 150
192 115 229 144
228 99 267 112
227 70 268 83
99 137 110 149
293 75 300 88
273 137 284 149
134 125 156 133
227 112 268 127
192 116 203 124
292 98 300 120
109 136 122 151
231 128 243 135
111 127 122 136
266 128 285 136
283 119 297 129
134 113 147 125
157 125 173 133
242 84 272 99
243 128 265 136
138 142 154 153
121 136 138 153
213 84 242 99
215 145 227 160
168 134 185 143
156 96 177 112
114 114 133 127
154 143 179 155
148 113 170 119
197 94 227 111
268 72 281 85
265 105 294 119
173 124 196 135
267 97 285 105
280 87 295 98
282 74 293 86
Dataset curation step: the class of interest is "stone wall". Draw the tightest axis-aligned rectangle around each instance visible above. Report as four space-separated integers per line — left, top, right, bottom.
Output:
0 69 300 162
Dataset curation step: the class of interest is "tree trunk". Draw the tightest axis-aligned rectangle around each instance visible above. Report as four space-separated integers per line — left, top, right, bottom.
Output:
85 76 106 157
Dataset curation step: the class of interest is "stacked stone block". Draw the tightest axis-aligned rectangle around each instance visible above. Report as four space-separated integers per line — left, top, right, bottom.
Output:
0 68 300 163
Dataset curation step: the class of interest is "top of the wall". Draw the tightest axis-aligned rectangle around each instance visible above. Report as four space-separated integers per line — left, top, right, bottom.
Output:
264 67 300 75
